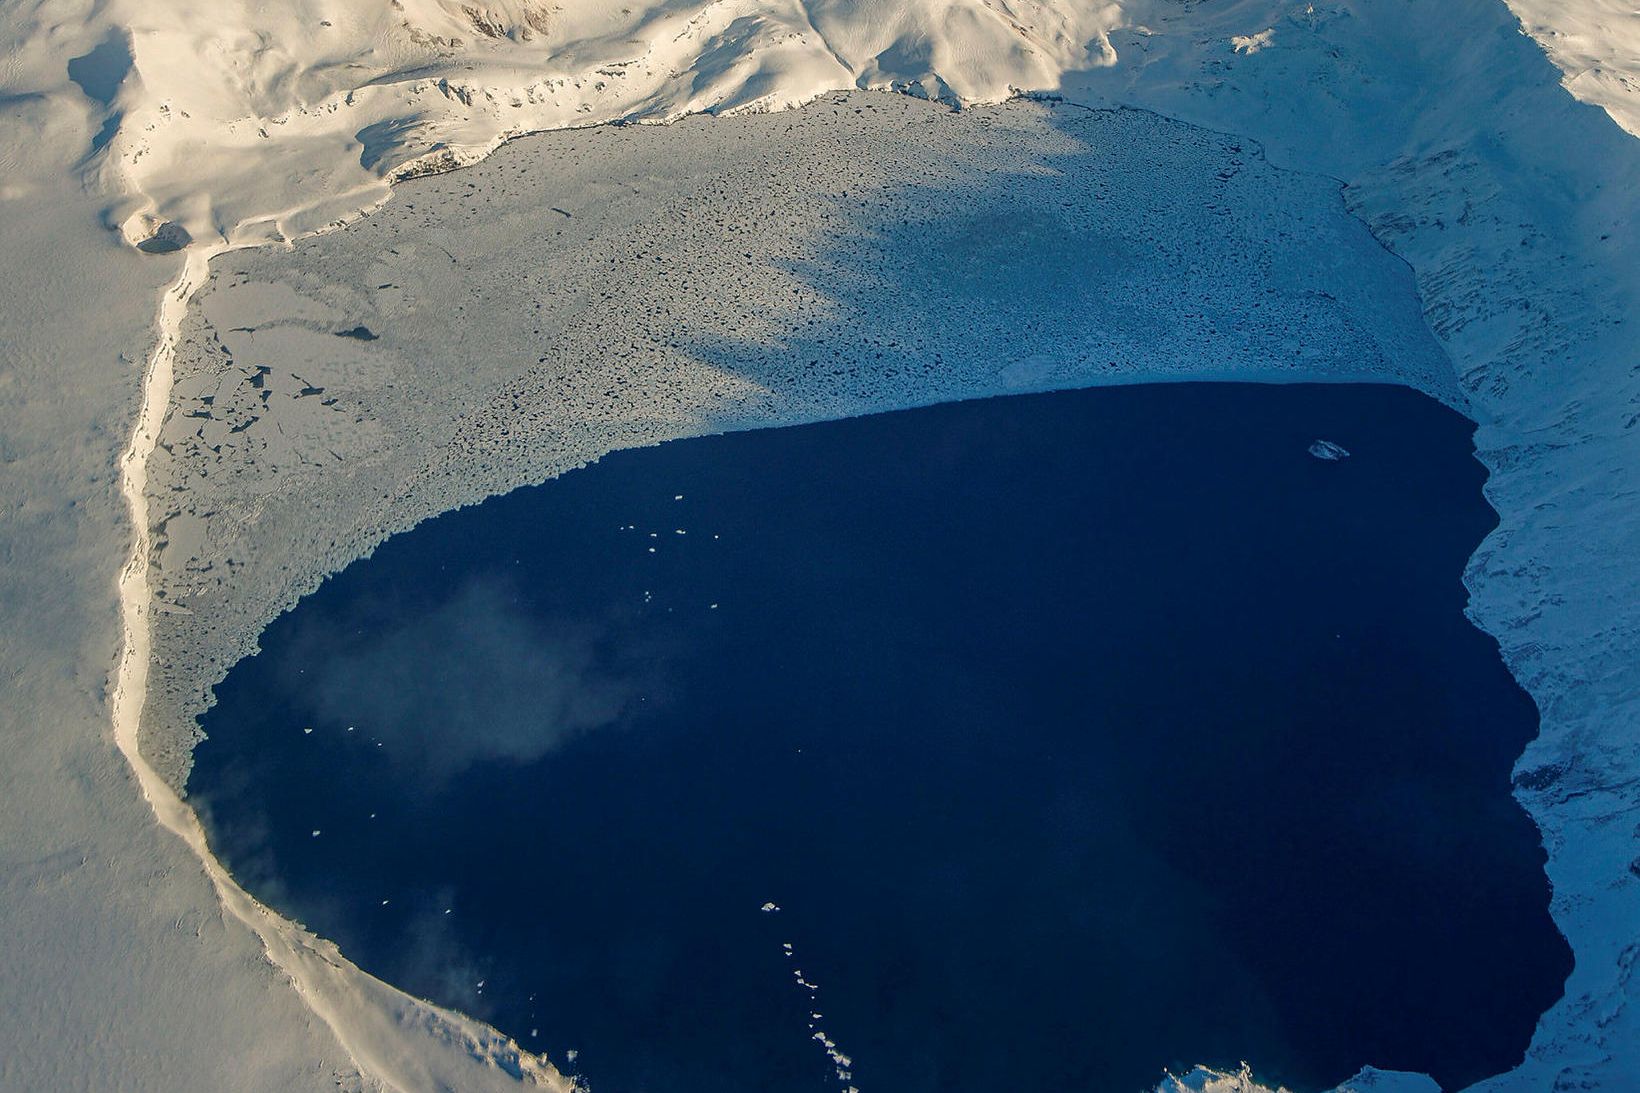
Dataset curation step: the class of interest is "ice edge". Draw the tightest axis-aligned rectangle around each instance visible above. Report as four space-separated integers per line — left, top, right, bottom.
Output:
112 245 577 1092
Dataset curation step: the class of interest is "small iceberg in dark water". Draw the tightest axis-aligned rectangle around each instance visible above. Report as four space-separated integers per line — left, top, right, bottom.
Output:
1309 438 1351 461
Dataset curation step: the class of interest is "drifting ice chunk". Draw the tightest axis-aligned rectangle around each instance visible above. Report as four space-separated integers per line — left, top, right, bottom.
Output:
1308 439 1351 461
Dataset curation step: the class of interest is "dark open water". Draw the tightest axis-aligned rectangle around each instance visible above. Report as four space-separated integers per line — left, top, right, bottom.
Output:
190 383 1569 1093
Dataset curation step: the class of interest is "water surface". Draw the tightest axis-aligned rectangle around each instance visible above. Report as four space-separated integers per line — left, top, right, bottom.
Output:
191 383 1568 1093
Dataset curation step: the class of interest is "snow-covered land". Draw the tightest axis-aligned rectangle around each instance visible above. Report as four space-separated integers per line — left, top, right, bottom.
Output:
74 0 1640 253
0 0 1635 1090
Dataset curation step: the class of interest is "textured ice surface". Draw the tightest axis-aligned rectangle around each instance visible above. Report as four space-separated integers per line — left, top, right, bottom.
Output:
143 95 1454 786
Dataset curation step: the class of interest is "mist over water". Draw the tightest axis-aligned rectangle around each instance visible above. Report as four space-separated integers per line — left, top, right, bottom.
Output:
191 384 1569 1093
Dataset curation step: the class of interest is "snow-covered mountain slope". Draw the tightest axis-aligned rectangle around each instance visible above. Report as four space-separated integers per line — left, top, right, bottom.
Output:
82 0 1125 248
1504 0 1640 137
55 0 1635 252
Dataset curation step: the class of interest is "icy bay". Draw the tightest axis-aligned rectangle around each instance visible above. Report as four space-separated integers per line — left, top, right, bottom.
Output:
190 382 1569 1092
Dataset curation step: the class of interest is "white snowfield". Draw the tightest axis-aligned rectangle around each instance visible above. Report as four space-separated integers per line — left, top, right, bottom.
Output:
95 0 1130 249
84 0 1638 252
1506 0 1640 137
0 0 1635 1091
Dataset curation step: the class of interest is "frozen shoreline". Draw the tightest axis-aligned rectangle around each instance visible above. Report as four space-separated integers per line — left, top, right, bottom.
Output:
142 75 1632 1093
0 0 1633 1089
127 10 1640 1089
117 251 580 1091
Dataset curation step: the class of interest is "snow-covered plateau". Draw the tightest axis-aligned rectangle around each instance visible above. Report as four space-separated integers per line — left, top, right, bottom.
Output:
0 0 1635 1090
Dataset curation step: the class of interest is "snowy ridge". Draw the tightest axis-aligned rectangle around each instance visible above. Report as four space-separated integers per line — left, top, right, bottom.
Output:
74 0 1636 252
1503 0 1640 137
88 0 1127 249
